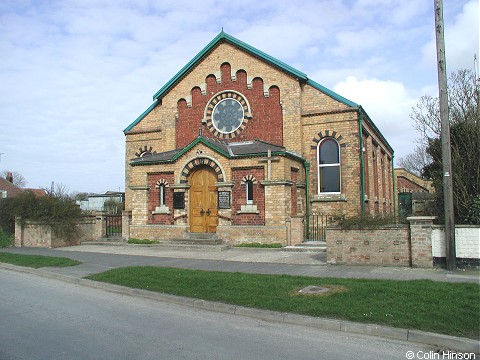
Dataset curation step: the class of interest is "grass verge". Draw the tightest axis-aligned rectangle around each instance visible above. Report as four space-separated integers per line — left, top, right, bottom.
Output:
86 266 480 339
234 242 283 248
0 252 81 268
127 238 160 245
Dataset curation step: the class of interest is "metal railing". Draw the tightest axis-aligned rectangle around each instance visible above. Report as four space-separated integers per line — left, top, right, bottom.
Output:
106 215 122 237
305 214 334 241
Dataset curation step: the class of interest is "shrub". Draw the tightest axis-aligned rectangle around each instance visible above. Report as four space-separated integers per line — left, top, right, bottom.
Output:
336 213 396 230
466 195 480 225
0 198 15 234
0 229 13 248
11 191 83 240
103 198 124 214
127 238 159 244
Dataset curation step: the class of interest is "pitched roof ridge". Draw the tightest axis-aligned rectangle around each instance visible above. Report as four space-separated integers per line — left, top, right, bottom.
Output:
124 32 359 133
152 31 308 102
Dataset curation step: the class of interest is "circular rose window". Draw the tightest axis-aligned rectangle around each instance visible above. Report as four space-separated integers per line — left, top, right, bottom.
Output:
204 91 250 139
212 98 244 133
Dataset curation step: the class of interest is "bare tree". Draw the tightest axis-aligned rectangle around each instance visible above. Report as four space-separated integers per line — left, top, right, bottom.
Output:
1 170 27 187
396 144 432 176
43 183 71 198
413 69 480 223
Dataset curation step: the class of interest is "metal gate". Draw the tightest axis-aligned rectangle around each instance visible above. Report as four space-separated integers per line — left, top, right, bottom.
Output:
305 214 332 241
398 192 413 223
106 215 122 237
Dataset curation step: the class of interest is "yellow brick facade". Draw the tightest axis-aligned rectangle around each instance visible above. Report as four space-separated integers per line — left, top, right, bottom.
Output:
124 33 394 244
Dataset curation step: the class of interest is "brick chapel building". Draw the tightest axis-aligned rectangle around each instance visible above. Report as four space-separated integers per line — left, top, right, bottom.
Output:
124 32 395 245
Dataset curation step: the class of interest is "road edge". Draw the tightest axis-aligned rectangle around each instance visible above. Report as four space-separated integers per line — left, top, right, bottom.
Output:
1 262 478 354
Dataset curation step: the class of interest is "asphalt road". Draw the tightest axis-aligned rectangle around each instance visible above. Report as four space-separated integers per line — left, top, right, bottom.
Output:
0 268 434 360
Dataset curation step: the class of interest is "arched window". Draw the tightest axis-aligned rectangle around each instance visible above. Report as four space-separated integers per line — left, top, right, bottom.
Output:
246 180 254 205
317 138 340 193
158 184 166 206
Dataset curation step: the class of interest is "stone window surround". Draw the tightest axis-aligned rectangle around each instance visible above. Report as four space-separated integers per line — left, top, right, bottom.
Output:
317 137 341 195
238 174 259 214
152 179 170 215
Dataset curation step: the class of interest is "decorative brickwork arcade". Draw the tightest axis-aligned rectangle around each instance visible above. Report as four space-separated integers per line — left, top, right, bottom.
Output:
124 31 395 246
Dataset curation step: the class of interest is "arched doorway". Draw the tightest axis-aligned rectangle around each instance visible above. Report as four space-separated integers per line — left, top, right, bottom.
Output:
189 166 218 233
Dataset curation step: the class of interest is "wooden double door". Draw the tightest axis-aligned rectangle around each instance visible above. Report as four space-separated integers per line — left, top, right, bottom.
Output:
189 167 218 233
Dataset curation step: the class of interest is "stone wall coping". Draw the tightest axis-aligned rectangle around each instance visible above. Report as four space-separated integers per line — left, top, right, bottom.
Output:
311 194 347 202
406 216 437 221
218 225 287 229
432 224 480 229
326 224 408 230
169 184 190 190
129 186 150 191
260 180 294 186
130 224 187 229
215 182 234 188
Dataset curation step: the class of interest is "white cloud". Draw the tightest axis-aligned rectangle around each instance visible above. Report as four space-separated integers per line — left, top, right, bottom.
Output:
0 0 473 192
421 0 479 72
334 76 419 158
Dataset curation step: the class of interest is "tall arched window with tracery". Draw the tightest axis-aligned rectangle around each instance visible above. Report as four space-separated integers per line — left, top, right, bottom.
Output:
317 138 341 194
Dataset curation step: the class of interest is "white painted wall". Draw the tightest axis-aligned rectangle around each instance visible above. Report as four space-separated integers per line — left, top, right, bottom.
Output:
432 226 480 258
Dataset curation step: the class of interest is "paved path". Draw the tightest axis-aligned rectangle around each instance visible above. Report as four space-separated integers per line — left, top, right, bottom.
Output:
1 245 479 353
1 244 478 283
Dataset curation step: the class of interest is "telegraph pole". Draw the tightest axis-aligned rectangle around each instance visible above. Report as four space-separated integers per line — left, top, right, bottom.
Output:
434 0 456 270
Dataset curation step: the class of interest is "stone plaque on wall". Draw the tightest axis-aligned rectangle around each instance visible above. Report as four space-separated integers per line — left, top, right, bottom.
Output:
218 191 230 209
173 192 185 209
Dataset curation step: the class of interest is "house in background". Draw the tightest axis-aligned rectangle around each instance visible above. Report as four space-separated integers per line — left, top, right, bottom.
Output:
0 172 47 198
77 192 125 213
0 176 23 198
395 168 434 193
395 168 435 221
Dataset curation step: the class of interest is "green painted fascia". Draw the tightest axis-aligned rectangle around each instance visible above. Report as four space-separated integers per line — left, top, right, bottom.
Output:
172 137 231 161
130 137 232 166
152 31 308 102
234 150 305 163
128 31 359 133
306 79 358 108
123 100 159 133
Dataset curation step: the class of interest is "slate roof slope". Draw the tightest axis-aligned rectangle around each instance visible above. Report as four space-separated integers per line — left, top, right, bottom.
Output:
0 177 23 198
130 137 301 166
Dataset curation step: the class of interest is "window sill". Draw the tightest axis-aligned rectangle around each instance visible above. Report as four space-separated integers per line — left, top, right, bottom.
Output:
311 194 347 202
237 204 260 214
152 206 170 215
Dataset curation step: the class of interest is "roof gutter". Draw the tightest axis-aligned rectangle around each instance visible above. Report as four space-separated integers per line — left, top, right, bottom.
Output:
392 154 397 222
304 160 311 240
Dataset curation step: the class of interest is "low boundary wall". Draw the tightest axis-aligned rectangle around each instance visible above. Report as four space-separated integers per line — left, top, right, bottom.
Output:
326 216 479 268
14 216 98 248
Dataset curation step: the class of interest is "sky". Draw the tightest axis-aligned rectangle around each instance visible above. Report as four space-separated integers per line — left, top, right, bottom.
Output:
0 0 478 194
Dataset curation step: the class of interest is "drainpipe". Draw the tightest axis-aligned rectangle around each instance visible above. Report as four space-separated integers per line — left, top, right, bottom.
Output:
304 160 310 241
358 108 365 214
392 154 397 223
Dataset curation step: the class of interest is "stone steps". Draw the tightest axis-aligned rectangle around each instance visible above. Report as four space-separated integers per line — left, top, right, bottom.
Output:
284 241 327 252
167 232 223 245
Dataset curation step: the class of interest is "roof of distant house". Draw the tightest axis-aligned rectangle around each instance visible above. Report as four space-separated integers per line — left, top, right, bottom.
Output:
0 177 48 198
0 177 24 198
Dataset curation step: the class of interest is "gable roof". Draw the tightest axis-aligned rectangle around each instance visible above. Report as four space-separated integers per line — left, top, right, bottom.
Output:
130 136 305 166
0 177 23 198
124 31 358 133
